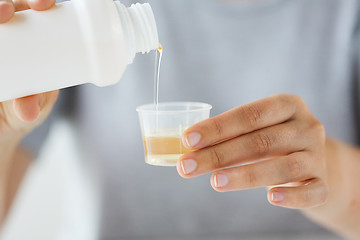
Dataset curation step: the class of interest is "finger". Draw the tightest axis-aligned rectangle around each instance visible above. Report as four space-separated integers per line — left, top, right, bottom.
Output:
182 94 306 150
0 0 56 23
38 90 58 112
209 152 319 192
13 0 55 12
12 0 29 11
178 121 311 177
25 0 55 11
0 0 15 23
13 95 40 123
267 179 329 209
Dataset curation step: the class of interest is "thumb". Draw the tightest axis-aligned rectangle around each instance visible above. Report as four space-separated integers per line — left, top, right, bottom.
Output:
12 95 40 123
38 90 59 112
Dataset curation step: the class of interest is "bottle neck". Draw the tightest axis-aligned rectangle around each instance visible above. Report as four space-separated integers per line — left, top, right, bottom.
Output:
115 2 159 64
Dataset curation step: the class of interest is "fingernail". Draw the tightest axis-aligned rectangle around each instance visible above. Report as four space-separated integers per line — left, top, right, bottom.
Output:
271 191 284 202
180 159 197 175
214 174 228 188
184 132 201 148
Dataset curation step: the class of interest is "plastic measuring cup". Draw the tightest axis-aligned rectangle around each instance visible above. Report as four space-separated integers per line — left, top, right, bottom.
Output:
136 102 212 166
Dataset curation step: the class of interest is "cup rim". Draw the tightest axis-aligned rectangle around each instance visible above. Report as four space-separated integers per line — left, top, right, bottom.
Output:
136 101 212 113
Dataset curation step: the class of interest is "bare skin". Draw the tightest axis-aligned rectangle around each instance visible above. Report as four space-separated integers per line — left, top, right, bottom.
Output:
179 95 360 239
0 0 58 225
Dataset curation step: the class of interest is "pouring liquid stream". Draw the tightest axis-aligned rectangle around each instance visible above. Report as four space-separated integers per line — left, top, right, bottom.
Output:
154 44 162 133
154 44 163 110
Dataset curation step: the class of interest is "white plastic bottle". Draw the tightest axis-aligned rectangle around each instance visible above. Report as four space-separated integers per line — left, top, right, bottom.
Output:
0 0 159 102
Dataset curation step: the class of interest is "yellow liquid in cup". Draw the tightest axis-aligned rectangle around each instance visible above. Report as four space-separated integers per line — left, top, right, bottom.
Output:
143 136 193 166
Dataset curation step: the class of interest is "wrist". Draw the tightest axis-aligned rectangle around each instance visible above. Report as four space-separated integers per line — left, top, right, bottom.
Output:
302 138 360 238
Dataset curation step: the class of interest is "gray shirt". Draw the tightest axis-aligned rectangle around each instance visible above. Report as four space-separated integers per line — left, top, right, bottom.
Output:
25 0 360 238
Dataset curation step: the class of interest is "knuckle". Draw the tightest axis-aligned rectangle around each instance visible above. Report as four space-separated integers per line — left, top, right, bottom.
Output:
289 95 307 113
272 93 293 103
313 121 326 142
210 147 225 169
302 187 312 204
242 104 263 129
252 133 272 156
212 117 223 138
319 182 330 204
301 180 329 207
242 167 257 187
272 94 289 107
290 95 305 106
286 156 306 180
306 120 326 146
274 94 303 105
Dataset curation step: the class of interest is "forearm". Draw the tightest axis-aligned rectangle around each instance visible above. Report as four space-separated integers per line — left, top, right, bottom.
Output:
302 138 360 239
0 136 31 227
